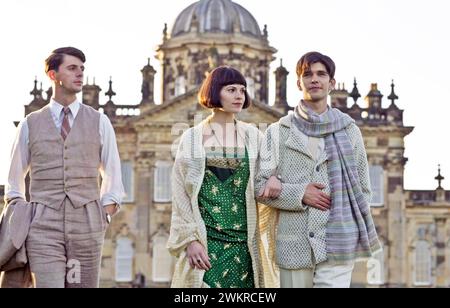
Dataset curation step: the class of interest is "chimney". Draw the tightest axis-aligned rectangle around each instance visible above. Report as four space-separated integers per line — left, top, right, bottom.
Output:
82 78 102 109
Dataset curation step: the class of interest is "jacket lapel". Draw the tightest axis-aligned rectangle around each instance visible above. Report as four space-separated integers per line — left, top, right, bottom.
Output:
281 115 313 160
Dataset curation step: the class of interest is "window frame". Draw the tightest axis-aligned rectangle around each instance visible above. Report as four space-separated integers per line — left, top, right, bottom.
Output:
413 240 432 287
115 237 135 283
121 161 135 203
174 76 187 97
154 161 173 203
369 164 385 207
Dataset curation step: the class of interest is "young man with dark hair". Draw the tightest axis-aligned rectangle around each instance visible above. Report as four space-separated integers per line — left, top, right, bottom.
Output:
256 51 381 288
4 47 124 288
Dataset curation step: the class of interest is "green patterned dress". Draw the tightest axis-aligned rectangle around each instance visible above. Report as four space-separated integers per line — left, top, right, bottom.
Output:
198 146 254 288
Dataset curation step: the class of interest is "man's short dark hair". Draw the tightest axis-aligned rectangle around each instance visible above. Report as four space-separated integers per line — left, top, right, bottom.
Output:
198 66 251 109
45 47 86 73
296 51 336 79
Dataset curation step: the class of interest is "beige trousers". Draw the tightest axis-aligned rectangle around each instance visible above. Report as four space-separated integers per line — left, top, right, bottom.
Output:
280 261 355 288
26 198 108 288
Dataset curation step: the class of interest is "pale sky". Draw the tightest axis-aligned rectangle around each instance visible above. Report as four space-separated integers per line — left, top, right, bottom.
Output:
0 0 449 190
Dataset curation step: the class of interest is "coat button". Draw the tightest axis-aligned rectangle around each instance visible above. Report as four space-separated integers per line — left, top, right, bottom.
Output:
316 166 320 172
309 232 315 238
65 167 69 171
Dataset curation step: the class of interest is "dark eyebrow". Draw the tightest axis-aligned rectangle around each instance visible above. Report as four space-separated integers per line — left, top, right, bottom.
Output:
303 69 328 75
66 64 85 71
225 85 245 90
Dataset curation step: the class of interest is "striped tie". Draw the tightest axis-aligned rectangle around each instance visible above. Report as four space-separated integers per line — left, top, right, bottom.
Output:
61 107 71 141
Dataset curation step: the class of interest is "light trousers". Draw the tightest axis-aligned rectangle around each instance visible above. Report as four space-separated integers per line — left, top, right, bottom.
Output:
280 261 355 288
26 198 108 288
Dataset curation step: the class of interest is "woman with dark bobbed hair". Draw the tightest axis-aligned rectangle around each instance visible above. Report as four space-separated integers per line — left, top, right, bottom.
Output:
168 66 270 288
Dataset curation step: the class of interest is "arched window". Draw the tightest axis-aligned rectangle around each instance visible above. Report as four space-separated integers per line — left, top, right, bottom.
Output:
414 240 432 286
369 165 384 207
154 161 173 203
246 77 255 99
152 231 173 283
121 161 134 203
175 76 186 97
115 237 134 283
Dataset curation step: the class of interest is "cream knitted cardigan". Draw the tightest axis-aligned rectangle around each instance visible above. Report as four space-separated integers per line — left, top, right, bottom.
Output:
255 114 372 269
167 119 274 288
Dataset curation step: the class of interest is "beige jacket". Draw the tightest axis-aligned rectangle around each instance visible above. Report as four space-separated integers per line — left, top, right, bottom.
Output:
0 198 34 288
167 120 276 288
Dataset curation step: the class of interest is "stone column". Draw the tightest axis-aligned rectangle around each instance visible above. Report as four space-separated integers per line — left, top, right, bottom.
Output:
446 221 450 287
435 218 447 287
386 157 407 287
134 152 155 281
82 83 102 110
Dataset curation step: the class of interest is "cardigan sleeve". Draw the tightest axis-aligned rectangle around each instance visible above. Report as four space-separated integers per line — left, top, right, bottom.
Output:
167 132 203 258
255 124 308 212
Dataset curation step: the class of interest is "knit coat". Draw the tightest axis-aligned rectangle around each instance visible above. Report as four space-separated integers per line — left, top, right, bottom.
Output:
255 114 372 269
168 120 276 288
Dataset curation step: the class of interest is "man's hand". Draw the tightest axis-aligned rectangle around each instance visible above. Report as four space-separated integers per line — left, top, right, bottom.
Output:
302 183 332 211
104 204 119 216
186 241 211 271
258 176 282 199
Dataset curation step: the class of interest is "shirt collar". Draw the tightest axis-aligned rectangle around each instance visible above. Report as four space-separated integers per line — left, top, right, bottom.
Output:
297 100 329 120
50 98 81 118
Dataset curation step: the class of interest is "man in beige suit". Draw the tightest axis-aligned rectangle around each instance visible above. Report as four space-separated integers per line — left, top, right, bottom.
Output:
5 47 124 288
256 51 380 288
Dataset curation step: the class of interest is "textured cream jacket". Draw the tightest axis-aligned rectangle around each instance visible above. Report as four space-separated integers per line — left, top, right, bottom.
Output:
255 114 372 269
167 119 276 288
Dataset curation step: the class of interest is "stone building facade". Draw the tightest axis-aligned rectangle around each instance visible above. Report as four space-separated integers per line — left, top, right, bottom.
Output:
8 0 450 288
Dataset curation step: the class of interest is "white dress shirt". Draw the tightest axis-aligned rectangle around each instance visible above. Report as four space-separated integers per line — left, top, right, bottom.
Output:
296 103 326 161
6 99 124 207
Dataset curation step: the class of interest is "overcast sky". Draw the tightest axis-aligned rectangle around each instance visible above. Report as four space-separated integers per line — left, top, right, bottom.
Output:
0 0 449 190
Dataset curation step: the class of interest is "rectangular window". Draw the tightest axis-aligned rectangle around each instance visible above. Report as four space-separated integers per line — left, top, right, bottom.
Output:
414 241 432 286
121 161 134 203
369 165 384 207
154 161 173 203
115 238 134 283
175 76 186 97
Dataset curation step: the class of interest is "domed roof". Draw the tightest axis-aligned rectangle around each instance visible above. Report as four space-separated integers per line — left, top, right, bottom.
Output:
171 0 262 38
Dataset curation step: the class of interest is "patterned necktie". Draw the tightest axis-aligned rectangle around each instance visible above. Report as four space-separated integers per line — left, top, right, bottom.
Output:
61 107 71 141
